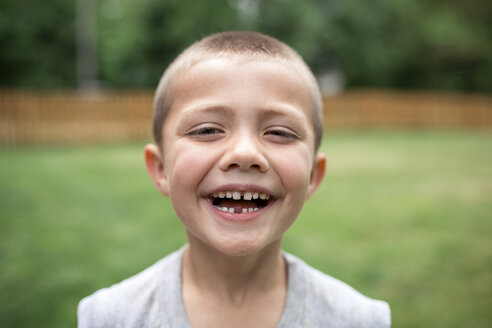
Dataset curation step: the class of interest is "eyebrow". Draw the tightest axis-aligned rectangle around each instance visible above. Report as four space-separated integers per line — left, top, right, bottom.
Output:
179 104 307 123
257 106 308 124
178 105 232 120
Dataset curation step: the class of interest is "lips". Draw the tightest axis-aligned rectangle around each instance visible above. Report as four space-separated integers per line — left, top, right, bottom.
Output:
207 190 273 214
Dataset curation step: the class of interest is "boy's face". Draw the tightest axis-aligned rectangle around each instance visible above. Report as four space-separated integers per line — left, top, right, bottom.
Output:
145 58 325 257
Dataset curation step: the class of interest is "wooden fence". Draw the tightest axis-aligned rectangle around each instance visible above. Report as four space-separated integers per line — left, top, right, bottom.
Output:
0 89 491 146
323 90 492 129
0 90 154 146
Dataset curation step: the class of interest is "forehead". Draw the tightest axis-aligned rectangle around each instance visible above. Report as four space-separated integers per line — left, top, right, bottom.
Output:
168 58 315 121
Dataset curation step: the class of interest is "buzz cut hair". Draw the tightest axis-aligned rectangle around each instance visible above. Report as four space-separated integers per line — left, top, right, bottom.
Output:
153 31 323 151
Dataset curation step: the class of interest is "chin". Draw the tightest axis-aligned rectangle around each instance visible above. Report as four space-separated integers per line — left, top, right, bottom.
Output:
187 228 282 258
217 245 262 257
212 235 280 258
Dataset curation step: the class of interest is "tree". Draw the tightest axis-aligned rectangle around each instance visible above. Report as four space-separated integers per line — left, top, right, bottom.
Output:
1 0 491 92
0 0 76 87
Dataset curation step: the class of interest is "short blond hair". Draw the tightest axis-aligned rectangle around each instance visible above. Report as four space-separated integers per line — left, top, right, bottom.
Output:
153 31 323 151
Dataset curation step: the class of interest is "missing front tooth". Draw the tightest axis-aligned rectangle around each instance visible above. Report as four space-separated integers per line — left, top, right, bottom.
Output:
211 197 269 208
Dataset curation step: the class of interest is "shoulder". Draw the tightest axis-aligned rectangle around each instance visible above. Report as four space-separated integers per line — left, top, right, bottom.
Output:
77 248 184 328
284 252 391 328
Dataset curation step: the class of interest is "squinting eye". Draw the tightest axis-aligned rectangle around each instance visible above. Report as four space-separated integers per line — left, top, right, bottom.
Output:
186 127 223 136
265 129 299 140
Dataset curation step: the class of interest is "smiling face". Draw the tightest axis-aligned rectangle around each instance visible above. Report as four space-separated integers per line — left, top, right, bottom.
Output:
145 58 326 257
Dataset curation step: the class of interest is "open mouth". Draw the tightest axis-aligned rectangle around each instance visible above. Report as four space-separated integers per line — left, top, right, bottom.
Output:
209 191 273 214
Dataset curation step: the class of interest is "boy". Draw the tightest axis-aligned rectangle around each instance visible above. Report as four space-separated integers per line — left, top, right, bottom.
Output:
78 31 390 327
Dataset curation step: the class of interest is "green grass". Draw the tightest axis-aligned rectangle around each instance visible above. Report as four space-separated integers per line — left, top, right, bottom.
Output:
1 131 491 327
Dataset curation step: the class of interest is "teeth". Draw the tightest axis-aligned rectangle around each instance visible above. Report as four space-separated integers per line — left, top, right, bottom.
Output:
214 206 262 214
211 190 272 201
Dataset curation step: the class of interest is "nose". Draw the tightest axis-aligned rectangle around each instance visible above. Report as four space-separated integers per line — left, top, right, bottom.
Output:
219 132 269 172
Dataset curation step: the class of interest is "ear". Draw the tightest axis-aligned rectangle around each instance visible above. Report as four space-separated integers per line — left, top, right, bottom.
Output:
144 144 170 196
307 152 326 199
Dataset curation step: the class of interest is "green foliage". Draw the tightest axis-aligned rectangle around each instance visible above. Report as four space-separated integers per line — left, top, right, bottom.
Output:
0 0 491 91
0 0 76 87
0 131 491 327
107 0 242 87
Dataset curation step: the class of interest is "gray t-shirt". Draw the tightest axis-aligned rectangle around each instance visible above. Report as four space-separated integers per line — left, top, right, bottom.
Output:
78 246 390 327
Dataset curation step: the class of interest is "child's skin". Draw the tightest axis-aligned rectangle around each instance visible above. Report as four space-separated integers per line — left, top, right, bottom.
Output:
144 57 326 328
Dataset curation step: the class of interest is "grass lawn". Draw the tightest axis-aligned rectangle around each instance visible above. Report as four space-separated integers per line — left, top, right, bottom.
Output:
1 130 491 327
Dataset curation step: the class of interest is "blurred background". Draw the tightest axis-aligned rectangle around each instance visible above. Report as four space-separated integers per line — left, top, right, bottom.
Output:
0 0 491 327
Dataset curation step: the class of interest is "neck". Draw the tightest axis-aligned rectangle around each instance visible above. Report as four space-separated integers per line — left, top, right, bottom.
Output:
182 235 286 305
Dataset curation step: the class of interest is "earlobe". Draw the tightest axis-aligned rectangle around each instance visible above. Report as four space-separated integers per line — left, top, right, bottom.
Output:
144 144 170 196
307 153 326 199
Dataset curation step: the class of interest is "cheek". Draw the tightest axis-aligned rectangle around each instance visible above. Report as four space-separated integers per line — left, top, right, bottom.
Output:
271 147 312 195
167 144 218 196
165 144 219 231
166 141 223 203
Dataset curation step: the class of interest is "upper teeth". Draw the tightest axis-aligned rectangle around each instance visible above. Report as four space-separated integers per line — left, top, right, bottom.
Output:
212 191 270 200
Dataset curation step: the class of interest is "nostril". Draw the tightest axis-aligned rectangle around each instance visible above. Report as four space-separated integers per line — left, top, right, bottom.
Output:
219 146 268 172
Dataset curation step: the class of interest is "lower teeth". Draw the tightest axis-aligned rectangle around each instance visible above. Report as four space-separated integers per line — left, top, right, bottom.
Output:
215 206 259 213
